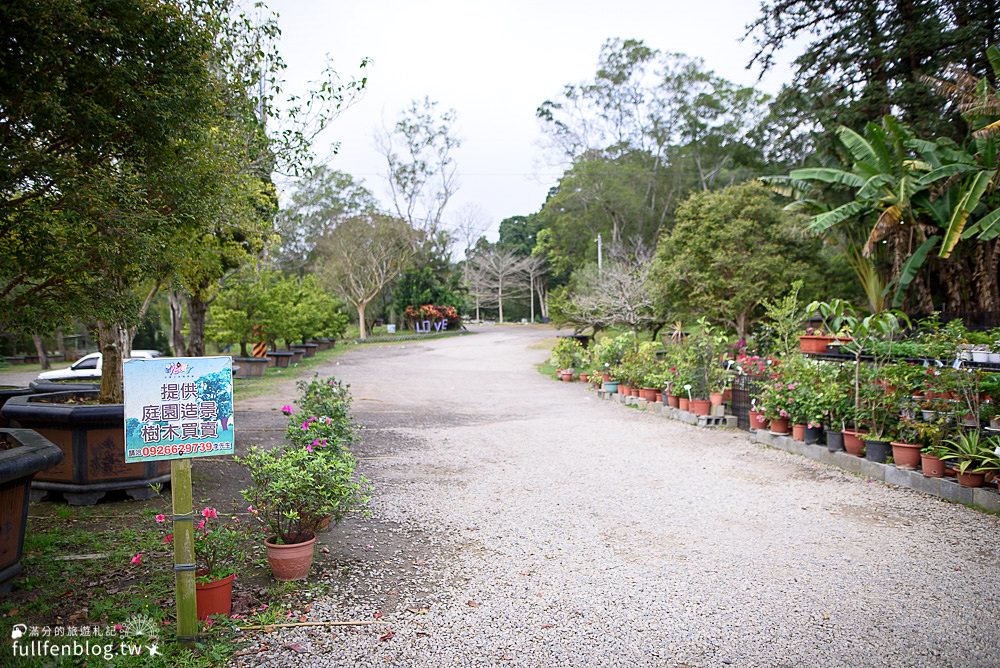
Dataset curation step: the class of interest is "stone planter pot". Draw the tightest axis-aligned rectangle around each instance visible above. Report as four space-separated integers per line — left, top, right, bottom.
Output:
0 392 170 505
920 453 945 478
289 349 305 364
689 399 711 416
826 430 844 452
28 380 99 394
0 429 63 591
290 343 319 358
890 442 922 470
233 357 270 378
266 351 295 368
863 438 892 464
0 387 35 428
265 535 316 581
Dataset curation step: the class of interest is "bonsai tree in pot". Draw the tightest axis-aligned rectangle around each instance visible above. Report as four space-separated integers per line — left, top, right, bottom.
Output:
239 445 369 580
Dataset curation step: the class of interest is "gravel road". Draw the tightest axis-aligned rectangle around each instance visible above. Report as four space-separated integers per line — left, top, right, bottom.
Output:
237 326 1000 668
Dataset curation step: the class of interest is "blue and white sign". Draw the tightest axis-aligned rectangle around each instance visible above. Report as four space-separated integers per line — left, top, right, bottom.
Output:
123 356 235 463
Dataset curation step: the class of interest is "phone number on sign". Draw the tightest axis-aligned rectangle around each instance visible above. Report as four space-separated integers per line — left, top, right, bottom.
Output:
128 442 221 458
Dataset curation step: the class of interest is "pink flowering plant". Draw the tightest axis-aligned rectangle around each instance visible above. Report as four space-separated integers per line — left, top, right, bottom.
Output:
286 415 343 454
757 381 796 421
152 507 247 583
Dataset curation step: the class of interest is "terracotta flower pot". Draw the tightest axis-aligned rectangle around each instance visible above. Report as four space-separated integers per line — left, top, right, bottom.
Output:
792 423 806 441
769 417 790 435
654 392 663 403
722 389 733 404
709 392 724 406
842 429 866 457
640 388 657 402
748 410 768 431
667 395 680 408
956 471 986 488
890 442 922 470
265 535 316 581
196 573 235 620
620 384 632 396
920 453 944 478
689 399 711 416
678 397 690 411
560 371 573 382
580 373 590 383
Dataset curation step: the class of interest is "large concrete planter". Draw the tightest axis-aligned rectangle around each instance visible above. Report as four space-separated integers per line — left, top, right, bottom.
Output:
233 357 269 378
0 428 63 591
1 391 170 505
266 351 294 368
290 343 318 358
0 387 35 428
28 380 99 394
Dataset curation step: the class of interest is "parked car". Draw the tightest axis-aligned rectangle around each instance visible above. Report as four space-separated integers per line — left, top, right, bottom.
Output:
36 350 164 382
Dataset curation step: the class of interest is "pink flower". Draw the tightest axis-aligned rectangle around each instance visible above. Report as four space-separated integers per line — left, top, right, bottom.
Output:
114 624 123 632
787 383 795 390
779 409 789 418
163 533 173 544
130 553 143 565
281 405 293 415
155 513 166 524
197 519 206 530
306 443 313 453
247 505 255 513
201 507 218 519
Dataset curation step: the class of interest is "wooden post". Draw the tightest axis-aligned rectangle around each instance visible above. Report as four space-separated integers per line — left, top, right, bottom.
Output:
171 459 198 645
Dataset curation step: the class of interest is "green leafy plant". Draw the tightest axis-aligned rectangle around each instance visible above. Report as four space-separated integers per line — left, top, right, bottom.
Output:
238 445 369 545
938 430 998 474
154 507 247 583
551 337 584 371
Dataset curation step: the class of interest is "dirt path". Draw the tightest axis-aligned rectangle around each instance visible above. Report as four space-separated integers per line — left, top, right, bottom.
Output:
231 328 998 667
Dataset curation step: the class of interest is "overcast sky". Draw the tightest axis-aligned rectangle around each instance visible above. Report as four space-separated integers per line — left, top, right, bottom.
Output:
268 0 796 241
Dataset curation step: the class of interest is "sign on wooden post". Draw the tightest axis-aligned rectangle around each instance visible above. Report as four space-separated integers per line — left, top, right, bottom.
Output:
123 356 235 644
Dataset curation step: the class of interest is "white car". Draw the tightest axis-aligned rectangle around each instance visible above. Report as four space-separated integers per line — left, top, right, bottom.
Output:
36 350 164 382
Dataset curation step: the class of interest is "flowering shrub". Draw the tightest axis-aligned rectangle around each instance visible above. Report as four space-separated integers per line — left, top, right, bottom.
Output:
551 337 584 371
238 445 369 544
733 355 777 377
403 304 460 328
758 381 796 421
143 507 247 583
292 375 357 447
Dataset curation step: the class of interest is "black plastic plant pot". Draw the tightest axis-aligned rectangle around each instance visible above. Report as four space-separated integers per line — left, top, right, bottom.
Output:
804 426 824 445
0 391 170 505
0 428 63 591
826 430 845 453
864 438 892 463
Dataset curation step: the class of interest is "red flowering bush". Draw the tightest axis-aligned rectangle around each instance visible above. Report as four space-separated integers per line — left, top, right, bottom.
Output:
403 304 460 329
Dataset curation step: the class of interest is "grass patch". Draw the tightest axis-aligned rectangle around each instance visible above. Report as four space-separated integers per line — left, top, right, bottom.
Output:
0 500 317 667
233 344 352 400
536 361 558 379
0 361 45 377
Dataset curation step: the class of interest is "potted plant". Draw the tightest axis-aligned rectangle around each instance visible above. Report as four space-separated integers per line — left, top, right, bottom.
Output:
551 337 583 381
239 445 369 580
913 420 948 477
890 416 926 470
156 507 247 619
758 381 794 435
937 431 996 488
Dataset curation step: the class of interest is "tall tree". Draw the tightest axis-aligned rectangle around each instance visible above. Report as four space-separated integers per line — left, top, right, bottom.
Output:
315 213 415 338
650 182 823 339
464 248 529 324
746 0 999 148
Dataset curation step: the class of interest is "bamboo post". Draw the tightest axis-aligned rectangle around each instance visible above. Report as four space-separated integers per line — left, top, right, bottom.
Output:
172 459 198 645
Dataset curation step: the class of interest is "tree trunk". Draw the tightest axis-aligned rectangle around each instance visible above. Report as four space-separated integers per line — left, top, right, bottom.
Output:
96 320 131 404
240 341 249 357
31 334 50 370
475 294 480 321
497 281 504 324
55 328 66 359
529 274 535 323
735 311 749 342
186 292 208 357
536 282 548 319
357 301 368 339
168 289 187 357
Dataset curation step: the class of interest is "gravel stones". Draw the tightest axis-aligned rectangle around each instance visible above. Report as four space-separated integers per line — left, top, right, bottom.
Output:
236 329 1000 668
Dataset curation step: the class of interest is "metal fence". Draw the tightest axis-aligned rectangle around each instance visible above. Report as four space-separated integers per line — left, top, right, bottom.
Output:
732 373 767 430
